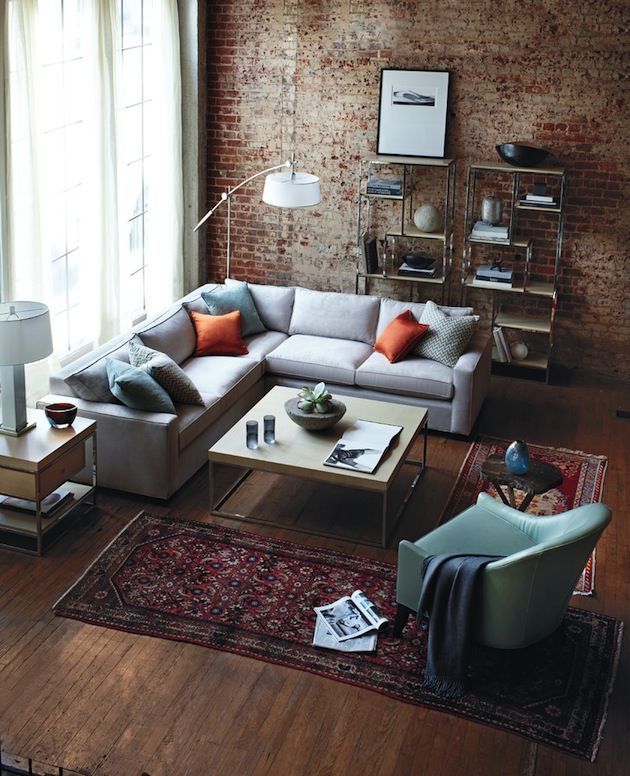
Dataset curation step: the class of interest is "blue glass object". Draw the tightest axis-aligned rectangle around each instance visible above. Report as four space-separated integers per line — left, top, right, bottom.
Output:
246 420 258 450
263 415 275 444
504 440 530 475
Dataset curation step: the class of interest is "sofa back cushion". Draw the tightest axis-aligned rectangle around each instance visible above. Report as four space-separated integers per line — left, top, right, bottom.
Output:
226 278 295 333
58 336 131 402
376 298 475 339
289 288 380 344
135 306 196 365
201 282 266 337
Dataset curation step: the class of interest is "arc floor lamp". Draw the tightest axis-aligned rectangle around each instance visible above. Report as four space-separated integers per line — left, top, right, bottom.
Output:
194 154 321 278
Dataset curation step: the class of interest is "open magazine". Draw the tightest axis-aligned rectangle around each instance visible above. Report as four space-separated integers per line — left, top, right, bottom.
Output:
313 589 388 647
323 420 402 474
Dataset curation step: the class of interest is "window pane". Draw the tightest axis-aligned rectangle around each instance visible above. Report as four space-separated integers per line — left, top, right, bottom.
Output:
67 303 85 351
122 47 143 107
62 0 84 60
51 257 68 310
39 0 63 65
41 64 64 131
127 267 145 319
143 0 153 41
127 216 144 274
41 129 64 192
66 188 81 254
123 159 144 220
122 0 143 49
65 123 85 189
67 249 81 307
53 310 70 356
64 59 85 126
121 103 143 163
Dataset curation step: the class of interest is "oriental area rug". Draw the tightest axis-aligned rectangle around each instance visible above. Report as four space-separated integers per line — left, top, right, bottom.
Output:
442 437 608 595
54 512 622 761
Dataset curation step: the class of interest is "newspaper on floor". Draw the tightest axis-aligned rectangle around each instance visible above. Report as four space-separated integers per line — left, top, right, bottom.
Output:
313 589 387 644
312 616 377 652
323 419 402 474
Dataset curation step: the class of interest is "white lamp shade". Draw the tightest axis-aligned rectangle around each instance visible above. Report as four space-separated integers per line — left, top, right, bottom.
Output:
262 171 321 208
0 301 54 366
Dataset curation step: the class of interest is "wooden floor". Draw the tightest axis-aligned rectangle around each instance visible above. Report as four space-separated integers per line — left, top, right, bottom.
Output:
0 373 628 776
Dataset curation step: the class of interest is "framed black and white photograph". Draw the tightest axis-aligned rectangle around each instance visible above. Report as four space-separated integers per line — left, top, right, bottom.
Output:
376 68 450 158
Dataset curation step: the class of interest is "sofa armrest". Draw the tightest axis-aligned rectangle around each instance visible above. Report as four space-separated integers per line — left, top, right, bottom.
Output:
38 394 179 499
450 331 492 435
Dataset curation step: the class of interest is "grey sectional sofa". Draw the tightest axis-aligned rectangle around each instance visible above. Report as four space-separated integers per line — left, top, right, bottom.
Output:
39 282 492 499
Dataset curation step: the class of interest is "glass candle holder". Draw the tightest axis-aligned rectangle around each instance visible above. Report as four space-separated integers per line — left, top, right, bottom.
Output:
263 415 275 444
246 420 258 450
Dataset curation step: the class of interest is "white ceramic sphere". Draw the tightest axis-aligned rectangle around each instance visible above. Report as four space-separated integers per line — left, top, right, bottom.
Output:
511 341 529 361
413 204 442 233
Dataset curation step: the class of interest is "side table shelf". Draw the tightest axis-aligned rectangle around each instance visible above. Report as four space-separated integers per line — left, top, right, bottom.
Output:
0 411 97 555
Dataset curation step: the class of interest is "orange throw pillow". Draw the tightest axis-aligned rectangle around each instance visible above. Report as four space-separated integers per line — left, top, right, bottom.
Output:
374 310 429 363
190 310 248 356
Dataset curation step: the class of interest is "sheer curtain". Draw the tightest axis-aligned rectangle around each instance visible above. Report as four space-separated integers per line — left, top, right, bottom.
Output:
2 0 183 403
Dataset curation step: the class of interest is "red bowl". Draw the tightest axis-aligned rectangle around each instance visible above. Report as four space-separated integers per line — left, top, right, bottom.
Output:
45 402 78 428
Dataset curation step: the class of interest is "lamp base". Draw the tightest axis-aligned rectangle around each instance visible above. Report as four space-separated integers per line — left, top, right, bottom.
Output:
0 420 36 437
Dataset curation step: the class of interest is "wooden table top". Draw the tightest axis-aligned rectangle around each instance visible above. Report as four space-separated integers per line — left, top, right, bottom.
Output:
481 453 563 494
208 386 428 494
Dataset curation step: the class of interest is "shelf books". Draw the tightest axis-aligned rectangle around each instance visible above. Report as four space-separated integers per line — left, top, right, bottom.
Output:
366 177 403 196
324 419 402 474
471 221 509 241
313 589 387 651
398 261 436 278
475 264 513 285
360 233 379 274
492 327 512 363
0 486 75 517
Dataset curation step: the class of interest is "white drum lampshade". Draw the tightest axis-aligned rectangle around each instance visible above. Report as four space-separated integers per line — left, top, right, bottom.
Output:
262 171 321 208
0 301 54 435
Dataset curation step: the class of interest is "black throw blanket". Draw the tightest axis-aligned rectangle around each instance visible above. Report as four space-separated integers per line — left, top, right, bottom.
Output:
417 553 503 698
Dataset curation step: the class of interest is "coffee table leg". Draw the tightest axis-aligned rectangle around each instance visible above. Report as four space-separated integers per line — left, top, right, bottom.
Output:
381 491 388 548
208 461 215 511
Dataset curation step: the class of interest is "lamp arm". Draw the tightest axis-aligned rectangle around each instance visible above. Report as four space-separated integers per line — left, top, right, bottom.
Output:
193 159 292 232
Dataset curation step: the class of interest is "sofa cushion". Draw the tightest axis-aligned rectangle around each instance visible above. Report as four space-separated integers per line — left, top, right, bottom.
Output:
374 311 429 363
226 279 295 333
135 306 196 365
289 288 380 344
201 282 266 337
376 298 475 339
413 300 479 367
106 358 176 413
190 310 248 356
176 393 223 451
355 351 454 400
182 356 262 403
266 334 373 385
242 330 288 363
61 338 130 402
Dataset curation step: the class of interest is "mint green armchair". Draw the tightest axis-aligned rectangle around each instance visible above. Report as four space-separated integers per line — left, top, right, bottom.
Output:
394 493 611 649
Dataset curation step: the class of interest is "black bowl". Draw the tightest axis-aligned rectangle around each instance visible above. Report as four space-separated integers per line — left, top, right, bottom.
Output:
496 143 550 168
45 402 78 428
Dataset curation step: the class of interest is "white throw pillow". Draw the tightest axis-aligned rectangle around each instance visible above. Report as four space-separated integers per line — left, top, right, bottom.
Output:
412 300 479 367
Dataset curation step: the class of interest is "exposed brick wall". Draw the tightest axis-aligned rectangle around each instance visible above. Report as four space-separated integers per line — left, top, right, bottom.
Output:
202 0 630 379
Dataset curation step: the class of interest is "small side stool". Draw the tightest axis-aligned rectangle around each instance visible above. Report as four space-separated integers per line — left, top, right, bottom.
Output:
481 454 563 512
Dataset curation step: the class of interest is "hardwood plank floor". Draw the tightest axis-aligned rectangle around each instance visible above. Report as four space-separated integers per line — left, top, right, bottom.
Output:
0 373 627 775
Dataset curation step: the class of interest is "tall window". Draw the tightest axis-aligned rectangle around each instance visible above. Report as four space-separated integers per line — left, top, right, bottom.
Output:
4 0 183 372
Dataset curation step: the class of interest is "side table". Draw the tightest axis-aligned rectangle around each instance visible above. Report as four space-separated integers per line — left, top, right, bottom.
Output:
481 454 562 512
0 410 97 554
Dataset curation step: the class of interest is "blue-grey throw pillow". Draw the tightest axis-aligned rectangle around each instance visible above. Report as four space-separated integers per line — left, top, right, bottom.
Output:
105 358 176 414
201 282 265 337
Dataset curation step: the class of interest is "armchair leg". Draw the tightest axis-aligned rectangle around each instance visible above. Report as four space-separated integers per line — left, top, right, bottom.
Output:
393 604 414 637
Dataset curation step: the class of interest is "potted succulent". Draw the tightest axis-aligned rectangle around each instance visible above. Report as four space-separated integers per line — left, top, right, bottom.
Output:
285 382 346 431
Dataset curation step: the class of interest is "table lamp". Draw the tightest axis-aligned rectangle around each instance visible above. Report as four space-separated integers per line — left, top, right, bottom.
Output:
0 301 54 436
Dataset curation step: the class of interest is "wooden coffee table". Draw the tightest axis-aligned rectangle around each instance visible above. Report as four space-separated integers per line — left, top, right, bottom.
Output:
481 453 563 512
208 386 428 547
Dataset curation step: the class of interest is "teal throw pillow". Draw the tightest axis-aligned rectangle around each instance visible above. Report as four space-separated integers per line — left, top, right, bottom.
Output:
106 358 176 414
201 282 265 337
128 337 204 405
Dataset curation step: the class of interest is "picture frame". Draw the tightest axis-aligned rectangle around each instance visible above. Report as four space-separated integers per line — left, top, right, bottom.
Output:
376 68 450 158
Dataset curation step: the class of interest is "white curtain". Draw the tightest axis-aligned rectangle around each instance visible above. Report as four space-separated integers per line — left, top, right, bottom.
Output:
2 0 183 404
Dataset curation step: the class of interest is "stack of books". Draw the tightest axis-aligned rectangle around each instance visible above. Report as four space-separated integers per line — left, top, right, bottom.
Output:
493 327 512 363
475 263 513 285
366 177 403 196
398 261 436 278
471 221 509 241
519 192 557 208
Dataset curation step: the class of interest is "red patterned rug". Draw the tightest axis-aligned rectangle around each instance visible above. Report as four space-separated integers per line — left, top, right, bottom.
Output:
442 438 608 595
54 512 622 761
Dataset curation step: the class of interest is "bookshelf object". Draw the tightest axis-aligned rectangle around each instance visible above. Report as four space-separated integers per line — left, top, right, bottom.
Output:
356 154 456 303
461 161 567 382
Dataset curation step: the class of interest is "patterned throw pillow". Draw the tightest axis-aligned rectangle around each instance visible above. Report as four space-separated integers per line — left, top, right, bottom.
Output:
412 300 479 367
105 358 176 414
201 282 265 337
128 337 204 405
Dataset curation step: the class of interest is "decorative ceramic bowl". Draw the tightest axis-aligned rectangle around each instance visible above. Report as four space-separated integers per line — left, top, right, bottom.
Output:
44 402 78 428
496 143 550 167
284 397 346 431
